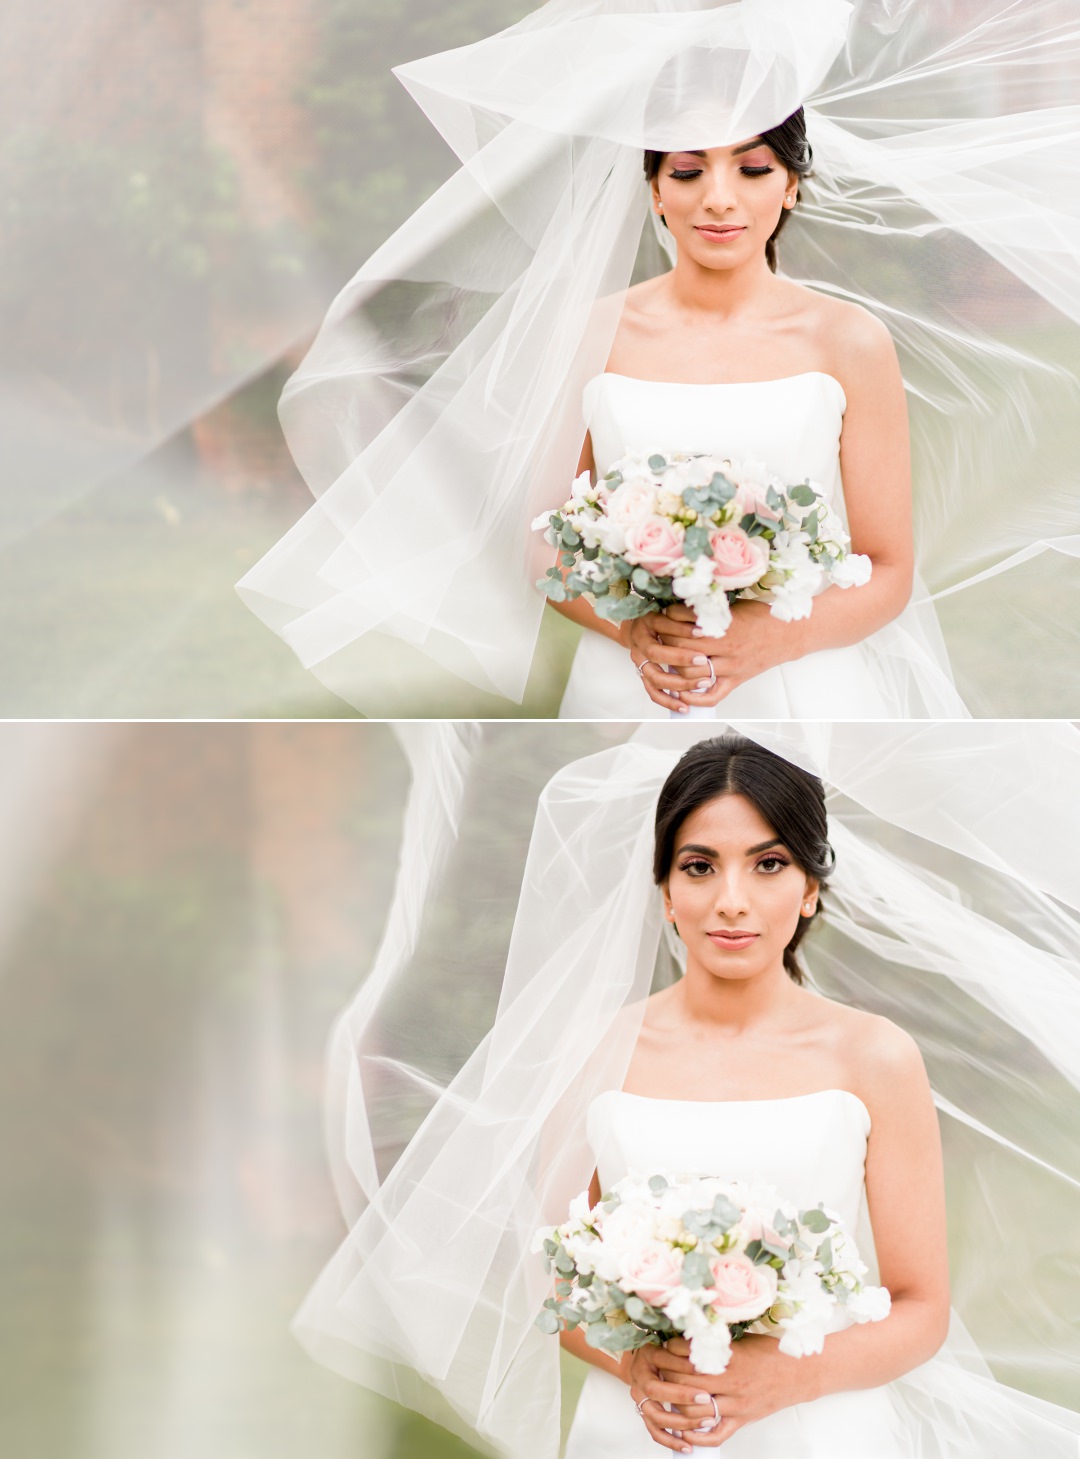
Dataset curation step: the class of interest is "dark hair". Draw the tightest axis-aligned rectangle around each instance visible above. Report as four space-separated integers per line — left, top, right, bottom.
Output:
652 734 834 983
643 108 813 274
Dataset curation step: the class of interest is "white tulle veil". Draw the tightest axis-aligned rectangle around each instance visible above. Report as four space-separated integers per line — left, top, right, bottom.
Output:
235 0 1080 718
292 719 1080 1458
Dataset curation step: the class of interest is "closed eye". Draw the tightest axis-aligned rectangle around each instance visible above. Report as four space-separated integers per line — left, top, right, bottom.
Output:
667 166 774 179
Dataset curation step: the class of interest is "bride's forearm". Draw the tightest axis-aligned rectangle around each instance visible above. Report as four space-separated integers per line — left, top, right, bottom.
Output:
780 557 913 660
795 1294 949 1402
546 592 629 648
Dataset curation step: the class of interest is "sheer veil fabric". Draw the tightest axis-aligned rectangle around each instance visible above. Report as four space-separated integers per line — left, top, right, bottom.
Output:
235 0 1080 718
291 720 1080 1458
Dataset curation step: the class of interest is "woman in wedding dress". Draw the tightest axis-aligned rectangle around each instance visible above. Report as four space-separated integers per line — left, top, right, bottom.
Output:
560 734 947 1455
288 720 1080 1457
556 115 963 720
234 0 1080 720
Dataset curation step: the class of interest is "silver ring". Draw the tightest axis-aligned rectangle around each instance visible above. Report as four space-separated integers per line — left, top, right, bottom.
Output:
693 659 717 691
634 1395 651 1416
634 657 657 680
698 1394 720 1432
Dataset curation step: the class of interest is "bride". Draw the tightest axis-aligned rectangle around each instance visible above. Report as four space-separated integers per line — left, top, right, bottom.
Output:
234 0 1080 721
560 735 947 1453
288 720 1080 1458
554 115 961 720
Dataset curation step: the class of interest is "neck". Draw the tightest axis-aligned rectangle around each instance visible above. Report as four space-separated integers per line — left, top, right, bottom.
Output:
675 954 796 1035
667 246 777 320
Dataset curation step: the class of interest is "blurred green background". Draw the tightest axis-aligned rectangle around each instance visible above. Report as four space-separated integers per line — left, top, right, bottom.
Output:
0 722 624 1459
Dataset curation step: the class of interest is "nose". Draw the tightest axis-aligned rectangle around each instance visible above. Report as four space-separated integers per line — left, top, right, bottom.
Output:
700 162 740 215
711 866 751 919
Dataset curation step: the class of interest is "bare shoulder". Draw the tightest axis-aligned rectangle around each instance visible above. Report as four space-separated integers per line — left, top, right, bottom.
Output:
805 994 927 1100
808 290 900 383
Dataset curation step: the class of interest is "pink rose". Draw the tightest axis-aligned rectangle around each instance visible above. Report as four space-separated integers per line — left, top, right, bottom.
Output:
740 1213 785 1249
703 1254 778 1322
732 481 779 523
625 516 686 574
708 526 770 590
606 480 658 527
620 1241 685 1307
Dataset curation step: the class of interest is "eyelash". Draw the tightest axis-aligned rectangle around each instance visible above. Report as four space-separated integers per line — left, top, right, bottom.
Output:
676 854 791 877
668 166 774 180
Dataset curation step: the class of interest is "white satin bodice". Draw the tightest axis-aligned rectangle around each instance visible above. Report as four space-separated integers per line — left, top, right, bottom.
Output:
558 371 968 720
587 1087 871 1244
581 371 848 518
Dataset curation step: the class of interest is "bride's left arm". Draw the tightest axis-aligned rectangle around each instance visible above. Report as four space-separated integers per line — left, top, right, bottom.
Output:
658 1019 950 1447
653 311 915 705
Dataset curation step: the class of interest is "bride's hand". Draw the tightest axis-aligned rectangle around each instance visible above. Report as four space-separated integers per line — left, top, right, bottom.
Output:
622 612 719 714
655 602 806 707
653 1334 818 1446
624 1344 722 1454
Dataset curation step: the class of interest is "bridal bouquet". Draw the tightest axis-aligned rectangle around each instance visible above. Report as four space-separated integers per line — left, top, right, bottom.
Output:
532 451 871 637
532 1172 891 1373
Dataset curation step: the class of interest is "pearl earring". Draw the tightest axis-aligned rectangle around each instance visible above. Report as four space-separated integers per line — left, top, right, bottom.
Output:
803 900 814 914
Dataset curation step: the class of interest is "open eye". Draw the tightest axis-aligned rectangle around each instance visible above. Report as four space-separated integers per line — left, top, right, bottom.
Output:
756 855 790 874
677 857 713 877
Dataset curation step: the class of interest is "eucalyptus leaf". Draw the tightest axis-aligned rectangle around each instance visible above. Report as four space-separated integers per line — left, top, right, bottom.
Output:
800 1208 832 1234
681 1249 713 1290
534 1310 560 1335
711 1193 741 1230
790 484 818 507
648 453 668 471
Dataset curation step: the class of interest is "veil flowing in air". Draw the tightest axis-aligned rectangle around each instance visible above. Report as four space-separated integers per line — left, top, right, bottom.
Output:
234 0 1080 718
293 719 1080 1458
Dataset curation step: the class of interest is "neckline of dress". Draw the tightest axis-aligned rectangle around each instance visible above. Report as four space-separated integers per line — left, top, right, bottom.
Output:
586 368 846 400
597 1086 871 1126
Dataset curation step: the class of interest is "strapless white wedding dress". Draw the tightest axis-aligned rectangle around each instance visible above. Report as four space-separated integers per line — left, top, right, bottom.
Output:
557 373 969 720
562 1089 1080 1458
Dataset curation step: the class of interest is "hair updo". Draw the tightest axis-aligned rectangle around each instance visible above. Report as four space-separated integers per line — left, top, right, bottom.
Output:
652 734 834 983
643 108 813 274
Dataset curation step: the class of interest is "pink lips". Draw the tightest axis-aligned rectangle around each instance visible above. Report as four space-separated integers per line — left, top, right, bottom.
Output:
707 930 759 950
695 225 745 242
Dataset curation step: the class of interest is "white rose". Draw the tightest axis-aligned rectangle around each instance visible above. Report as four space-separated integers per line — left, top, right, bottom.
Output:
531 509 556 532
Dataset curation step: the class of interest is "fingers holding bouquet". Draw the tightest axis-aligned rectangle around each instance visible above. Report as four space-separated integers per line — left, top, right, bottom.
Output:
626 1344 721 1453
533 451 872 712
624 614 718 713
533 1173 891 1448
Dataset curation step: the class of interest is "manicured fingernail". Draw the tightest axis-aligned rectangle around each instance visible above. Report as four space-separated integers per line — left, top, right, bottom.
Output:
691 628 705 637
692 655 708 665
677 705 688 714
694 1393 709 1402
695 680 710 691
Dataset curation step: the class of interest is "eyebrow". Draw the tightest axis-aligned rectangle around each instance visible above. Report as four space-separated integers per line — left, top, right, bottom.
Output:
675 839 784 858
673 139 769 159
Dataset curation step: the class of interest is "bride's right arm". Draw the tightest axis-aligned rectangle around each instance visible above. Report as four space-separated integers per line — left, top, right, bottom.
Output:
541 431 709 712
